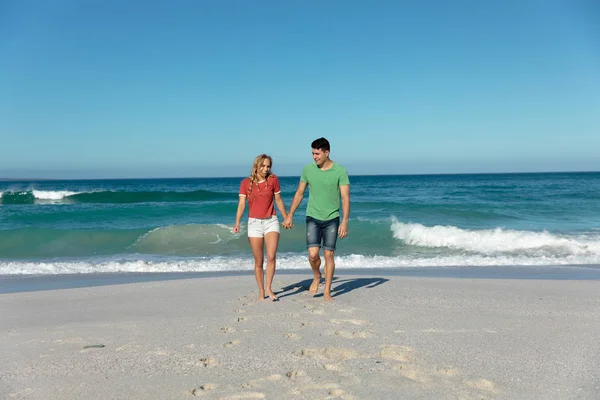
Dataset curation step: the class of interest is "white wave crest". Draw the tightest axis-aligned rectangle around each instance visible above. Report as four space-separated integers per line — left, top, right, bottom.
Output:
390 217 600 255
32 190 79 200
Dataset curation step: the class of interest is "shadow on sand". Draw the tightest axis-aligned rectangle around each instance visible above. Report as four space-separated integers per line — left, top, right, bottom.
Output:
278 276 389 299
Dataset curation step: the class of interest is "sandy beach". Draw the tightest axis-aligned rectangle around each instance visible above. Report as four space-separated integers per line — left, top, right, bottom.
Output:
1 273 599 399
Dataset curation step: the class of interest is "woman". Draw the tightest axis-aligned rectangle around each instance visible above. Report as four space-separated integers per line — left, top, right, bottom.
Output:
233 154 288 301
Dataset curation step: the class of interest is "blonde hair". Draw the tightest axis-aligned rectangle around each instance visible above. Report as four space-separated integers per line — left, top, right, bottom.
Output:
247 154 273 199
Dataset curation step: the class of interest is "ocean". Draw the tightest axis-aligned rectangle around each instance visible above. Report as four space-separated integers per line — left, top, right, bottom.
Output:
1 172 600 278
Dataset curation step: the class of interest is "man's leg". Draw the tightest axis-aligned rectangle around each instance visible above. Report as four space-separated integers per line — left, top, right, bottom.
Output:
306 217 322 294
248 237 265 300
308 246 322 294
322 217 340 301
323 249 335 300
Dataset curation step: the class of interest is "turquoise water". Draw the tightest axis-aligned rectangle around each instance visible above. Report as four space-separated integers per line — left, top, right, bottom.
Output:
1 172 599 275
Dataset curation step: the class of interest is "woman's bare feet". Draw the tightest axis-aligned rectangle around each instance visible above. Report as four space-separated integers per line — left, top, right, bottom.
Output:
258 290 265 300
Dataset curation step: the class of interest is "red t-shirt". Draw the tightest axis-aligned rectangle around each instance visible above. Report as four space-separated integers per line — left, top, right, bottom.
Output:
239 175 281 219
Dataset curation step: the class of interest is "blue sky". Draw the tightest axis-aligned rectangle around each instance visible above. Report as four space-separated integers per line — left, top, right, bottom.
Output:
1 0 598 178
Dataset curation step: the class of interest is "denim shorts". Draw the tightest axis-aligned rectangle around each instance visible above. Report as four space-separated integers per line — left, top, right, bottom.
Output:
247 216 280 238
306 216 340 251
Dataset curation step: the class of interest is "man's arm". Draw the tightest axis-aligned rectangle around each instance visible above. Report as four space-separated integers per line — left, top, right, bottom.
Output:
283 181 307 228
338 184 350 238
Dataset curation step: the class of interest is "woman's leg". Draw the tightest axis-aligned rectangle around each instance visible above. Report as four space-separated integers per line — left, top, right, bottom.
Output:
264 231 280 300
248 237 265 300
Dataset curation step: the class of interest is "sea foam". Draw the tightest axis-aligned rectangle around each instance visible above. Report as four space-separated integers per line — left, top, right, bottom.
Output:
2 252 600 275
390 216 600 256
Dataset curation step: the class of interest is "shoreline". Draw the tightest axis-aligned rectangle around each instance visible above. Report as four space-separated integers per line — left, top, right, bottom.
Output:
2 264 600 294
2 273 599 399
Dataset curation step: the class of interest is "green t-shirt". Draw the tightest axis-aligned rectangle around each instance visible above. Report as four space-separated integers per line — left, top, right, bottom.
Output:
300 162 350 221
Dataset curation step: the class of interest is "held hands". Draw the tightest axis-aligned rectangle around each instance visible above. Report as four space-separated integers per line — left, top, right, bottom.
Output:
338 220 348 238
282 216 293 230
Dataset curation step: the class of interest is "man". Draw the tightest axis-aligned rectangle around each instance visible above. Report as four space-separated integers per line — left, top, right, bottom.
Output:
283 137 350 301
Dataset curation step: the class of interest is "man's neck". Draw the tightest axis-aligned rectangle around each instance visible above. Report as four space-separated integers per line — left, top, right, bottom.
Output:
318 159 334 171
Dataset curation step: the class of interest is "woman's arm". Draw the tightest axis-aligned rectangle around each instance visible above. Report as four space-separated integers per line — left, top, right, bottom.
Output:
233 196 246 233
274 192 288 220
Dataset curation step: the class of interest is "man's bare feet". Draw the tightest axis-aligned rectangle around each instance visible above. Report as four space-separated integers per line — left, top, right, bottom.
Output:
309 274 322 294
323 292 334 301
266 290 278 301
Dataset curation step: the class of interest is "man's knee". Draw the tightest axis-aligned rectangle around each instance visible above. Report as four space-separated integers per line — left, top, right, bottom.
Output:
308 248 320 262
323 250 335 262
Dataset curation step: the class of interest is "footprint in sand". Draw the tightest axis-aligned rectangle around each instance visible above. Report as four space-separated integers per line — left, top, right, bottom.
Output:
392 363 430 383
198 358 219 368
233 309 246 314
241 374 282 388
116 344 135 352
323 364 361 384
218 393 265 400
466 378 499 394
295 347 360 361
303 382 341 390
148 349 169 356
238 297 253 307
391 359 466 387
191 384 216 396
221 327 236 333
436 366 459 377
287 313 299 318
57 337 85 344
223 340 241 348
379 345 415 362
301 322 313 327
237 317 248 322
329 388 348 398
284 333 302 340
328 330 373 339
286 370 308 381
329 319 368 326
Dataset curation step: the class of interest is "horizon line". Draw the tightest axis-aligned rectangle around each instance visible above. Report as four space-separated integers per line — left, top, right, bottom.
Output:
1 170 599 182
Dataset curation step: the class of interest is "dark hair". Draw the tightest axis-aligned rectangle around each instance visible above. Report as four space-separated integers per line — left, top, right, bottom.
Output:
311 137 330 152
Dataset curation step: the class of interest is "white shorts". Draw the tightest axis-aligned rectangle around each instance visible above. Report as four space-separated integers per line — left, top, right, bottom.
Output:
247 216 280 238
